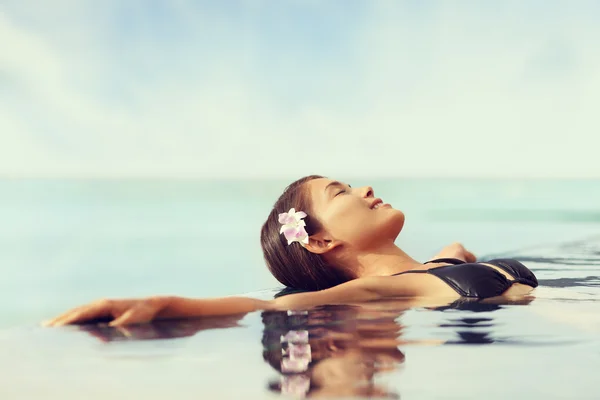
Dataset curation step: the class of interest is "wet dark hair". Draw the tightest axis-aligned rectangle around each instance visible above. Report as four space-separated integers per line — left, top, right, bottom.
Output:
260 175 354 291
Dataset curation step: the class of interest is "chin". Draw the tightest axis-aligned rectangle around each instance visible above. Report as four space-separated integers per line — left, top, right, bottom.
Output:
386 209 405 238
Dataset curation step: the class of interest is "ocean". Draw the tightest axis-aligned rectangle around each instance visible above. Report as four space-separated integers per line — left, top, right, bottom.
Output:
0 178 599 399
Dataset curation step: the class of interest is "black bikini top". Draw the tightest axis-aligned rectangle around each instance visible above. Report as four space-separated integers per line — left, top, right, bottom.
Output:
392 258 538 299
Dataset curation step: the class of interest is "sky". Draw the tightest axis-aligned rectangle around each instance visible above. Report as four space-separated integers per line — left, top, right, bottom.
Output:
1 0 599 179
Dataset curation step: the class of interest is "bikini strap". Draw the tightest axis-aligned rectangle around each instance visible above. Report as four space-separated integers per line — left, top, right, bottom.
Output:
391 270 429 276
424 258 466 265
391 258 466 276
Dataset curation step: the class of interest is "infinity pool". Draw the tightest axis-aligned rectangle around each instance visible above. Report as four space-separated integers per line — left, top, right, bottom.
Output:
1 236 599 399
1 179 599 399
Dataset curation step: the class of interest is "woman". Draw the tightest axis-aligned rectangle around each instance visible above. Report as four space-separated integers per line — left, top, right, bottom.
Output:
44 175 538 327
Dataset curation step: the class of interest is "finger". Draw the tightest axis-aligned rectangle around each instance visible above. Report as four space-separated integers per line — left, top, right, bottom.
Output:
42 305 88 327
43 299 108 327
465 250 477 262
51 301 112 327
109 303 158 327
109 310 150 327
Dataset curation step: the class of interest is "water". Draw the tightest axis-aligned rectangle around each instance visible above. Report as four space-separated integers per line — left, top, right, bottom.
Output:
0 178 599 399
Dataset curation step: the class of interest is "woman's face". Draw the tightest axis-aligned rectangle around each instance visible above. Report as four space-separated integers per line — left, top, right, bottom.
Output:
305 178 405 250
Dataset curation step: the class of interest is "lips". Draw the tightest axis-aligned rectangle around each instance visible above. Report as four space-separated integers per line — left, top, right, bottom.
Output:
370 198 383 209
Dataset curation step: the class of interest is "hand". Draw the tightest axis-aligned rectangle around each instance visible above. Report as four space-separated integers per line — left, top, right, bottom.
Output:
432 242 477 263
43 296 172 327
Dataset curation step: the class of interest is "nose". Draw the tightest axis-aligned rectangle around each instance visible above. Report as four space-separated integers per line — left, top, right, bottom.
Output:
361 186 374 198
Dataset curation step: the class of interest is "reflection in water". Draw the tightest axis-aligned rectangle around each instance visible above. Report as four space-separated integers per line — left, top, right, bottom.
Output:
78 315 246 342
259 298 540 397
440 317 498 345
432 297 535 346
261 305 405 398
77 298 538 398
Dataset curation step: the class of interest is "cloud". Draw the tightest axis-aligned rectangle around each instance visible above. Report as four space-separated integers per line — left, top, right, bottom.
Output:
1 1 599 178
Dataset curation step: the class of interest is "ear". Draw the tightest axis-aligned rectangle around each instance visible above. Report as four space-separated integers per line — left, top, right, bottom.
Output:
304 231 341 255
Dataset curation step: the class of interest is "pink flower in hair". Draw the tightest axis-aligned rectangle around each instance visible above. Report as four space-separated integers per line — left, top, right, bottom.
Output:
278 208 309 245
278 208 307 225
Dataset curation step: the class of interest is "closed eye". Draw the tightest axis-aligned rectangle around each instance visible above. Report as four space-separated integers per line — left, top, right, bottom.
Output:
325 181 352 198
335 183 352 196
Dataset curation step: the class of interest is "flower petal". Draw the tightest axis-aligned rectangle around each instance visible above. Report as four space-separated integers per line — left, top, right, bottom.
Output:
282 226 299 243
295 226 309 244
278 212 289 224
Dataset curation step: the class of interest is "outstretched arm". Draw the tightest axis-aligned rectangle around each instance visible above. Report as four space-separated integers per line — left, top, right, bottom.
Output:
43 276 424 327
43 296 274 327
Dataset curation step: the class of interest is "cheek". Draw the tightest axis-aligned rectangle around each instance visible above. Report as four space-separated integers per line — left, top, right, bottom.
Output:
326 209 379 242
320 199 405 244
339 209 405 244
320 200 365 235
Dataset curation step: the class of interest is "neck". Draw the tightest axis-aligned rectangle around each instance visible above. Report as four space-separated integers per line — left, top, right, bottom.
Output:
337 241 422 278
